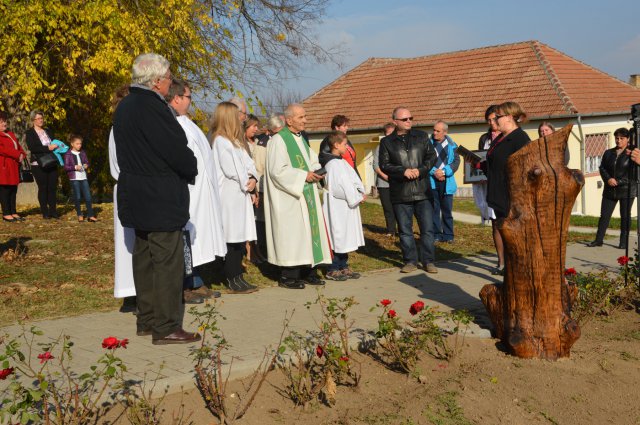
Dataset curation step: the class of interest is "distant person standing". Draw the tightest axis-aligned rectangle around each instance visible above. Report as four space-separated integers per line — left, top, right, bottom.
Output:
25 110 59 219
63 135 97 223
113 53 200 345
318 115 360 179
429 120 459 243
0 111 26 222
373 122 398 236
379 107 438 274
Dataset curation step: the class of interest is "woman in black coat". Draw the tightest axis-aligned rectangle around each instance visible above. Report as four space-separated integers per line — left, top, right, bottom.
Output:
588 128 636 249
25 110 59 219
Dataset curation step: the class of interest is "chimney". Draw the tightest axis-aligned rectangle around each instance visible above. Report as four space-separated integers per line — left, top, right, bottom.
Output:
630 74 640 88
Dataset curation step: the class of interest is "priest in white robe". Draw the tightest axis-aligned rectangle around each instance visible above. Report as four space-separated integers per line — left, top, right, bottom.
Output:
264 104 332 289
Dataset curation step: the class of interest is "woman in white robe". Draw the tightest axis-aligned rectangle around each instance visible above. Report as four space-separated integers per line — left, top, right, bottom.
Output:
322 134 365 280
210 102 258 294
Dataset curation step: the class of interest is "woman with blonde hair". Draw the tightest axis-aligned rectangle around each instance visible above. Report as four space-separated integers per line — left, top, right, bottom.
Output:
210 102 259 294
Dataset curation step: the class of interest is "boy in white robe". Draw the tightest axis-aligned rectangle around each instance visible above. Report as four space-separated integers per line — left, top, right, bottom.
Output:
322 131 366 280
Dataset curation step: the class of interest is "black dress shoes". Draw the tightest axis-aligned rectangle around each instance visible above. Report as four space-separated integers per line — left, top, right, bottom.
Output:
183 289 205 304
152 329 201 345
278 277 305 289
586 241 603 247
302 275 326 286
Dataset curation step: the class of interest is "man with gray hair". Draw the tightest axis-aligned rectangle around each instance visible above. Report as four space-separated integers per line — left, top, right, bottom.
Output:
228 96 248 122
429 120 459 243
113 53 200 345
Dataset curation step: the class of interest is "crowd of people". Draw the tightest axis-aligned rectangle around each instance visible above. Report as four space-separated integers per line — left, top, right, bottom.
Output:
4 51 639 345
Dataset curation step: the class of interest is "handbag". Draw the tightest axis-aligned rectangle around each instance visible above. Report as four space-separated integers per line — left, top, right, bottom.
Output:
182 229 194 278
19 160 34 183
36 152 58 170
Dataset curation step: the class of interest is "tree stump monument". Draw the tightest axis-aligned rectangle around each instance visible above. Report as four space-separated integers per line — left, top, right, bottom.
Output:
480 124 584 360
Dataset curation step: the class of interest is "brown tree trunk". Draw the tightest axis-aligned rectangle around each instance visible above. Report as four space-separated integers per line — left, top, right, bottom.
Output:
480 124 583 360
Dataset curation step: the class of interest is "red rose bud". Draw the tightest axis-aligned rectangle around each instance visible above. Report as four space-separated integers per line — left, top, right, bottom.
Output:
102 336 119 350
387 309 397 318
38 352 54 363
339 356 349 362
564 268 577 277
618 256 630 266
380 299 392 307
409 301 425 316
0 367 14 380
316 345 324 358
118 338 129 349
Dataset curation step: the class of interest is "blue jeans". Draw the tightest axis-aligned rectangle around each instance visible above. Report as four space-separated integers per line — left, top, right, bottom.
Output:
70 180 94 218
393 199 435 266
431 183 454 241
329 252 348 272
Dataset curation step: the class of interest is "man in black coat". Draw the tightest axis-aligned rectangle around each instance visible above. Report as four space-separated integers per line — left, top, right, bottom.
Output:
113 53 200 345
379 107 438 274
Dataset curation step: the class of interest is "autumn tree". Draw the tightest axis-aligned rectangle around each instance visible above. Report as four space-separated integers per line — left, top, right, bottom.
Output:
0 0 336 194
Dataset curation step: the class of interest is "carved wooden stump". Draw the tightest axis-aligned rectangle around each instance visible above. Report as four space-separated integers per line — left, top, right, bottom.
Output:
480 124 584 359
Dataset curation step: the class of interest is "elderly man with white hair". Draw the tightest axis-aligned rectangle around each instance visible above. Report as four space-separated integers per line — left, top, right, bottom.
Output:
263 104 332 289
113 53 200 345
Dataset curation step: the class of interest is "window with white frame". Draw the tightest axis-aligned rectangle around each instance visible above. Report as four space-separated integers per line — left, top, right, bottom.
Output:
584 133 609 174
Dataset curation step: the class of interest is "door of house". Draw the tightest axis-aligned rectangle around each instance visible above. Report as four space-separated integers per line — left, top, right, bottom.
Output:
363 148 375 195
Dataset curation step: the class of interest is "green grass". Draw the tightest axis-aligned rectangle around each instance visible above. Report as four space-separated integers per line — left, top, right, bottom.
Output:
454 198 637 230
422 391 475 425
0 201 590 326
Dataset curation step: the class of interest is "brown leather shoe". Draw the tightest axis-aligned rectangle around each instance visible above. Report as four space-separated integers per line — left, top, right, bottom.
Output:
152 329 201 345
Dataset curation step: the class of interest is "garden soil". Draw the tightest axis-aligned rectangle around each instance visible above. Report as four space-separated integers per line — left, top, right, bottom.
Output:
111 310 640 425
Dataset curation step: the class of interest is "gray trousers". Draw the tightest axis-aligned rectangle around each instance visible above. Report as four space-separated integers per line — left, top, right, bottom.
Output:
133 230 184 339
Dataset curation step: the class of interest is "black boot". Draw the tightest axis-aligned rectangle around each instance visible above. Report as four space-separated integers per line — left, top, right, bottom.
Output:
225 275 258 294
119 296 137 313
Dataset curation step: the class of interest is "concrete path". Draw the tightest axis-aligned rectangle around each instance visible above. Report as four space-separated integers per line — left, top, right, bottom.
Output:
1 240 629 395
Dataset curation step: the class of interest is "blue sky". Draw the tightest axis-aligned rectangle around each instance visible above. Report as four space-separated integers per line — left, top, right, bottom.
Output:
271 0 640 100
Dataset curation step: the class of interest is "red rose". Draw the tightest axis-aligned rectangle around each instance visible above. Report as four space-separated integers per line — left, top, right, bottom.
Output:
564 268 577 277
102 336 119 350
409 301 425 316
387 310 397 318
316 345 324 358
118 338 129 349
380 299 392 307
38 352 54 363
0 367 14 380
618 256 630 266
339 356 349 362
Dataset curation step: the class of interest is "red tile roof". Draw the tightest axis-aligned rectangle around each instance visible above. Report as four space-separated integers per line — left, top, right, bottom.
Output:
302 41 640 132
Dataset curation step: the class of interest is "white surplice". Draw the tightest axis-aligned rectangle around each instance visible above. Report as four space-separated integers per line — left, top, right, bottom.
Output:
108 129 136 298
323 158 366 254
211 135 257 243
263 133 332 267
177 116 227 265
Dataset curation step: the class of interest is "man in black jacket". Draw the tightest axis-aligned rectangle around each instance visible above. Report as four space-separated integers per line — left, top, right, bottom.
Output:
379 107 438 273
113 53 200 345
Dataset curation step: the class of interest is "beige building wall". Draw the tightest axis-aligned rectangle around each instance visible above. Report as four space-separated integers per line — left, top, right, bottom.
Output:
310 114 634 219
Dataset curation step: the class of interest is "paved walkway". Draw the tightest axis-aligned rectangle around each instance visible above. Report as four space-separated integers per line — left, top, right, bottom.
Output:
1 238 630 395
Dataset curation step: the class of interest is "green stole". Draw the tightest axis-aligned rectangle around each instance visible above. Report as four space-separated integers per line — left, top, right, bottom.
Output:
278 127 324 264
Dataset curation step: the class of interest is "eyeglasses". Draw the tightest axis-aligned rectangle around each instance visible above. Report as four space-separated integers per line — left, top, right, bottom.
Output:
494 114 506 121
396 117 413 122
181 94 192 99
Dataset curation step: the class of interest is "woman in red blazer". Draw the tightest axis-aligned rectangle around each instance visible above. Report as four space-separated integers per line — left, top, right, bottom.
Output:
0 111 27 222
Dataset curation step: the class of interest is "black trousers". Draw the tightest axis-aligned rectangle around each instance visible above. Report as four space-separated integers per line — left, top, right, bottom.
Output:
31 165 58 217
377 187 397 234
281 265 314 280
594 196 635 244
133 230 184 339
224 242 246 279
0 185 18 216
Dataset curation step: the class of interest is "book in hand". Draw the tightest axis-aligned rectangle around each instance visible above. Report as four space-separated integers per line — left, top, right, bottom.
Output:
456 145 483 164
